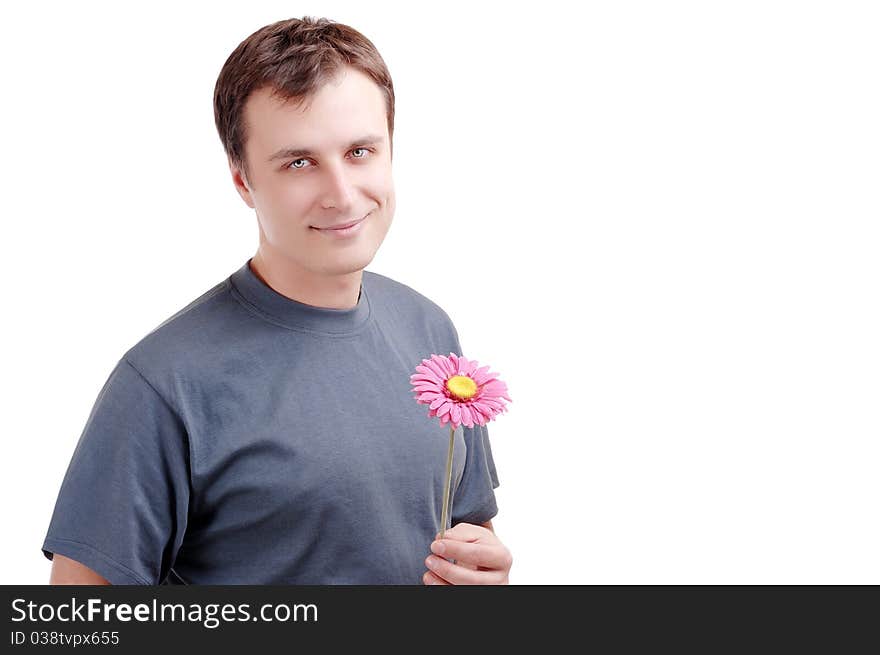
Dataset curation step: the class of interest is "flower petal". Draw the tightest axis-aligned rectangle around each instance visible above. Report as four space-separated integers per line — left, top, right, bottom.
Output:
437 355 456 376
471 402 493 420
415 365 442 380
423 357 448 379
472 406 491 425
480 380 509 396
472 365 495 385
480 401 506 415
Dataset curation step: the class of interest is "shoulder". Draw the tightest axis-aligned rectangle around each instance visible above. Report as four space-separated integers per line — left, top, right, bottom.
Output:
363 269 462 357
119 277 236 390
363 270 455 327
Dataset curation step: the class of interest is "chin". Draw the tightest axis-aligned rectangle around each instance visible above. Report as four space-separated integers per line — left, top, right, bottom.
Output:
318 249 378 276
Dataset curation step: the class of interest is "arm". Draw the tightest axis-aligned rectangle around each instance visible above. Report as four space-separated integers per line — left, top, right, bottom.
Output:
49 554 111 585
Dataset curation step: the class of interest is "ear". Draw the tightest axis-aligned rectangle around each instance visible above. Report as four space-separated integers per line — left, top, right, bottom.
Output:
229 156 256 209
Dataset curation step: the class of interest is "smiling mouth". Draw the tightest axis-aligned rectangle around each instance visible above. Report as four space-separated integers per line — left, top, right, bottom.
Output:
309 211 373 232
311 212 371 231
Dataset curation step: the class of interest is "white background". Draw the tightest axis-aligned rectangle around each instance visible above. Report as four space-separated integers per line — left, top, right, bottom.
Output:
1 1 878 584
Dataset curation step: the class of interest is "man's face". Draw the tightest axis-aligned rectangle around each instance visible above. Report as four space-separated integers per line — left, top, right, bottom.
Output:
231 67 395 278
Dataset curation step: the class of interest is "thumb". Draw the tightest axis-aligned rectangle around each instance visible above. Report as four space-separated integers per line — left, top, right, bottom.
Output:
436 521 485 542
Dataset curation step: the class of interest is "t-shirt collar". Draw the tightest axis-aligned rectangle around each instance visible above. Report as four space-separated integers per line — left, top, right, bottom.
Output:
230 258 372 335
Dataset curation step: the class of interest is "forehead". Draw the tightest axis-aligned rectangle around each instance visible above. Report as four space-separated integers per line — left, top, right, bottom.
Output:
244 67 388 157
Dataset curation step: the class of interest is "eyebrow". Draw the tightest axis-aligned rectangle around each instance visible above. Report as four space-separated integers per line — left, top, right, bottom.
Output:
267 135 385 162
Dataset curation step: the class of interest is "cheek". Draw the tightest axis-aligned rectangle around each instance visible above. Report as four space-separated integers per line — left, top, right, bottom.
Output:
384 188 396 219
369 171 395 209
360 158 392 194
256 190 312 241
273 187 313 224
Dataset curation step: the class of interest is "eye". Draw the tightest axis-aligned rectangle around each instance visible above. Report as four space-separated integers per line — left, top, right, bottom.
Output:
286 147 373 171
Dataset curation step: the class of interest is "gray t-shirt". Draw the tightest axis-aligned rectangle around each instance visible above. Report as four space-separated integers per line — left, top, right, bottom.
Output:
42 259 499 584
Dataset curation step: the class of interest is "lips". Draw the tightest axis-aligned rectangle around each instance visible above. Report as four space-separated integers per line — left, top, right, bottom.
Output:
313 215 367 231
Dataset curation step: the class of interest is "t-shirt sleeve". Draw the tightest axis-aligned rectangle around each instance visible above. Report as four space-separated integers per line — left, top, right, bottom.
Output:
42 356 191 585
451 421 501 526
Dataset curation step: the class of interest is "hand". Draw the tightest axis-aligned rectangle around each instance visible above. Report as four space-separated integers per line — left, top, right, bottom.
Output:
422 522 512 585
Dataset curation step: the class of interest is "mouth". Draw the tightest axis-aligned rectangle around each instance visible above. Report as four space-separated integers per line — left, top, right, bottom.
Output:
310 213 369 232
310 212 371 238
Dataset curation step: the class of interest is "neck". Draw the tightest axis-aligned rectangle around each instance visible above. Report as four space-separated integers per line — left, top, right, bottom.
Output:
249 246 363 310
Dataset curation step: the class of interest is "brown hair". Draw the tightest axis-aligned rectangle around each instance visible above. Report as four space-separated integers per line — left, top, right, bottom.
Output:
213 16 395 185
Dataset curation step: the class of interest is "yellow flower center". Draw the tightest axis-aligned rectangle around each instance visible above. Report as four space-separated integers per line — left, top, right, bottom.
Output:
446 375 477 401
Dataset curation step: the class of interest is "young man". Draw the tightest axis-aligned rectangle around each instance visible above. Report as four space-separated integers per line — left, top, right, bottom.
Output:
43 17 512 585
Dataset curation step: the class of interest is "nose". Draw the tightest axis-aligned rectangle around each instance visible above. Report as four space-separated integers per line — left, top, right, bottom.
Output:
319 161 355 212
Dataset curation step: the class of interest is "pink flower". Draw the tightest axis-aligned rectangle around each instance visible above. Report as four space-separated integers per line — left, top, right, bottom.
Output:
410 353 512 431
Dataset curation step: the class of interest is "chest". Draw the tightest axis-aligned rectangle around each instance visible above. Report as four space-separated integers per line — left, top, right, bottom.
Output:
184 332 466 519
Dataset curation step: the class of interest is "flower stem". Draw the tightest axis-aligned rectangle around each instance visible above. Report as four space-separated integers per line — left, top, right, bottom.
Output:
439 424 455 539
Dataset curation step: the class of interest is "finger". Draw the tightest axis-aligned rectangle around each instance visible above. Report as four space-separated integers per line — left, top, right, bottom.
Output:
436 522 492 543
425 554 506 585
457 558 479 571
431 539 512 571
422 570 450 585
